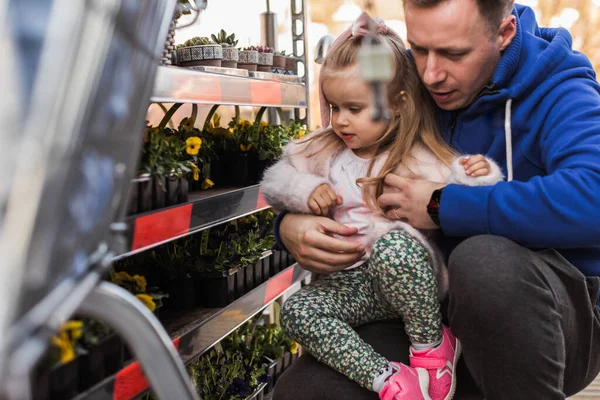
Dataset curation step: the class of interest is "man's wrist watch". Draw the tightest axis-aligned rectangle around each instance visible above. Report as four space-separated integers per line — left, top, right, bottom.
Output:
427 187 444 228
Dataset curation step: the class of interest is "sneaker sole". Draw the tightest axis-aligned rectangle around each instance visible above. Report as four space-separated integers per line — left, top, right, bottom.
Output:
444 339 462 400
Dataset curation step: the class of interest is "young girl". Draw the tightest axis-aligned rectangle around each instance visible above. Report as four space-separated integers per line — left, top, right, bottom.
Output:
261 13 502 400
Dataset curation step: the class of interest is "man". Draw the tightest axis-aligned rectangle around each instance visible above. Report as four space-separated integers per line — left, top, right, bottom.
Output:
272 0 600 399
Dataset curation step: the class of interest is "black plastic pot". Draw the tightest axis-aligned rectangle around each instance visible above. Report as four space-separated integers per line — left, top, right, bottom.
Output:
274 356 284 382
234 266 246 299
221 152 249 186
263 357 278 394
32 366 50 400
179 177 189 203
260 251 271 281
285 251 295 267
164 272 197 310
152 177 167 210
270 251 284 277
253 259 264 287
291 351 299 365
79 334 123 391
166 175 180 206
244 264 255 294
246 382 267 400
196 267 238 307
127 174 152 215
282 351 292 370
248 155 274 184
49 357 80 400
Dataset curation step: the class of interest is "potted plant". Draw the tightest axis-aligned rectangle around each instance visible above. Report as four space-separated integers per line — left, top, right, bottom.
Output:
34 321 85 400
272 50 287 70
238 47 259 71
286 55 297 74
255 46 274 72
176 36 223 67
78 318 123 390
212 29 239 68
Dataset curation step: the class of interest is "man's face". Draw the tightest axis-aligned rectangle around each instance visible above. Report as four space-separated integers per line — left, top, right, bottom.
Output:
405 0 513 111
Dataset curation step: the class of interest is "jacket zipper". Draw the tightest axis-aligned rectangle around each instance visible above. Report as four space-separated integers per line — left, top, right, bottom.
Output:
448 83 498 145
449 112 458 145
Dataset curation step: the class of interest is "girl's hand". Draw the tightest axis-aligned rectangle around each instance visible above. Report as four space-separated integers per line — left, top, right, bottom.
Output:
460 154 491 177
308 184 341 216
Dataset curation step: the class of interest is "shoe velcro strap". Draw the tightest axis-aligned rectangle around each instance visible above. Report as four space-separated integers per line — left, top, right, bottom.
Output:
410 355 445 369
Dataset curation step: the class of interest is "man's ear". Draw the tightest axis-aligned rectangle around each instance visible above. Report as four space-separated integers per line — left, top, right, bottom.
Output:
497 15 517 51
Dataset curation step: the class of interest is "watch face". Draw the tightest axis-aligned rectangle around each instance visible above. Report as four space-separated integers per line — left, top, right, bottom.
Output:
428 196 440 214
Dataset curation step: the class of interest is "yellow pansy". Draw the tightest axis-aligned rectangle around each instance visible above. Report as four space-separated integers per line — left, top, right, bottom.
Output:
183 118 194 129
296 129 306 139
240 143 253 152
186 136 202 155
61 320 84 341
132 275 147 292
114 271 133 284
51 335 75 364
189 162 200 181
289 341 300 355
135 294 156 312
201 178 214 190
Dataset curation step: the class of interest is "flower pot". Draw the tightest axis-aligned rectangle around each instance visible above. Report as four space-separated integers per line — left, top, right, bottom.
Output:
244 263 255 294
152 176 167 210
246 382 267 400
176 44 223 67
221 152 250 186
248 154 274 184
179 177 189 203
282 351 292 371
285 251 295 268
164 272 197 310
270 251 284 277
166 174 180 206
221 46 239 68
79 334 123 390
286 56 297 74
260 251 272 282
272 55 286 69
274 356 284 381
196 267 238 307
253 259 264 287
291 351 299 364
263 357 278 394
32 366 50 400
257 52 273 69
127 174 152 215
238 50 258 71
234 266 246 299
49 357 80 400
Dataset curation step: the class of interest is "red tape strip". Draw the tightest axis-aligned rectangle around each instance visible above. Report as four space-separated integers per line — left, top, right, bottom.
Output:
113 338 181 400
132 204 193 251
264 267 294 305
256 187 269 209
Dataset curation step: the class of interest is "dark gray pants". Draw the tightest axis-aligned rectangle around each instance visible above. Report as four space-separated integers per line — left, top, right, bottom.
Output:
273 235 600 400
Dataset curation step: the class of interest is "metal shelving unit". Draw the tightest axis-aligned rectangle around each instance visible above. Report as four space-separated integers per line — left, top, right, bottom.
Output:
73 264 309 400
152 66 308 108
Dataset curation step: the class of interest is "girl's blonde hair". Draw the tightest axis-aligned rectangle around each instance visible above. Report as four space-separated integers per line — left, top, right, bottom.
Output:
295 28 456 211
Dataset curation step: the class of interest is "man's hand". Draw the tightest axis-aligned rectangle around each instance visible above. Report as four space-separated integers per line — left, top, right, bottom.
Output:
378 174 445 230
279 213 366 274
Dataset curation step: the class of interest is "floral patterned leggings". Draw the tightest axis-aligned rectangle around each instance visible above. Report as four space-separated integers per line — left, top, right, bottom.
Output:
280 230 443 390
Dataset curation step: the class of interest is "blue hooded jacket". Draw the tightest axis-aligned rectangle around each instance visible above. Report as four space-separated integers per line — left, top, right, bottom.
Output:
439 4 600 277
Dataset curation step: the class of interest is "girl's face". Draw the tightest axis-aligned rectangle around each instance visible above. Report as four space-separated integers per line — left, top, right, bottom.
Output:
322 65 389 158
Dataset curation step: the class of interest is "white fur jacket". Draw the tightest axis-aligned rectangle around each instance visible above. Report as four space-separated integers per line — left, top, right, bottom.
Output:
261 141 504 299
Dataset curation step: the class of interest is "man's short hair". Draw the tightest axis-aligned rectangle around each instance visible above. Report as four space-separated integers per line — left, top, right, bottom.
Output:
404 0 514 30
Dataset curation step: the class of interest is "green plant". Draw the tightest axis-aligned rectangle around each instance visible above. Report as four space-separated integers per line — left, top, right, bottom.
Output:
211 29 238 47
139 123 191 184
275 50 286 56
183 36 214 47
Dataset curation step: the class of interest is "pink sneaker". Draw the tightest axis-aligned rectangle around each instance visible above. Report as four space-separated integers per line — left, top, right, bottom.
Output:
409 325 461 400
378 362 432 400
